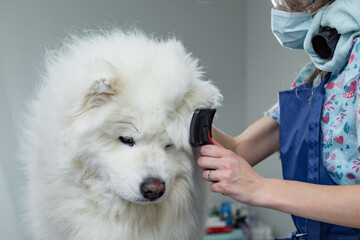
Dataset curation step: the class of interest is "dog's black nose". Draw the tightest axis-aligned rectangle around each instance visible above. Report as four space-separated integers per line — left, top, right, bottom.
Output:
140 177 165 201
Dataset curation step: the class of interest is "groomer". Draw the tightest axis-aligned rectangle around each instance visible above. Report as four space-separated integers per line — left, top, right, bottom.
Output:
197 0 360 239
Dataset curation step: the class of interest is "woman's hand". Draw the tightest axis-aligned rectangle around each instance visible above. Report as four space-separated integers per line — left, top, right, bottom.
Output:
197 140 268 206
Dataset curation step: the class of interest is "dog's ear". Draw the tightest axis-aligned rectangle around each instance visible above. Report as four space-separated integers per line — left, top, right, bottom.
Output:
183 80 222 110
79 58 123 113
81 75 120 112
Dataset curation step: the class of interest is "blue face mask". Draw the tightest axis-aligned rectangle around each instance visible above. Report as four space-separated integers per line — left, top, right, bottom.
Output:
271 8 313 50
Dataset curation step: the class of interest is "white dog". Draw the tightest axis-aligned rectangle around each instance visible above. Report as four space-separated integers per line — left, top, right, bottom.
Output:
21 30 222 240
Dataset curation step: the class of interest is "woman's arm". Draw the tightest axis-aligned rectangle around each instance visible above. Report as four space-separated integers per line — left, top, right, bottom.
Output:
262 179 360 228
198 144 360 228
212 115 279 166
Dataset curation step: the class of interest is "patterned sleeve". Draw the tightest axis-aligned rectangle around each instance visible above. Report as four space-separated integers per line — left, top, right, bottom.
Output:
266 102 280 123
351 38 360 152
265 63 316 124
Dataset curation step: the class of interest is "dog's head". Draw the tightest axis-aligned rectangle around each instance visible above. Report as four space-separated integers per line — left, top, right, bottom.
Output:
58 31 222 204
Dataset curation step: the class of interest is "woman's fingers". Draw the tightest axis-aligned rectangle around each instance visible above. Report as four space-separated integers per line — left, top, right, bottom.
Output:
202 169 220 182
197 146 266 205
209 182 227 194
211 138 225 149
197 156 221 170
200 144 233 158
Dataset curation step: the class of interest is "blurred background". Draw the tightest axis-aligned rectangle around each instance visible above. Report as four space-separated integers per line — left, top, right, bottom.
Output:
1 0 311 239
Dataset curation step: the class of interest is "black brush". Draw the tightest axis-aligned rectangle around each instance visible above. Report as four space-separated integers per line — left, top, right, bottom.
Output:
190 109 216 147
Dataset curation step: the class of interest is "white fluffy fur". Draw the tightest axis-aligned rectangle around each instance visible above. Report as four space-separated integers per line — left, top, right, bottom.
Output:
21 29 222 240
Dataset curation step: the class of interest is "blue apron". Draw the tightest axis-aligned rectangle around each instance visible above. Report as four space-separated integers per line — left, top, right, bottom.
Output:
277 72 360 240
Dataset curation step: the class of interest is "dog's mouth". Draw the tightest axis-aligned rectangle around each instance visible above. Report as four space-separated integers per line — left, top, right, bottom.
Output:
134 196 165 204
133 191 167 204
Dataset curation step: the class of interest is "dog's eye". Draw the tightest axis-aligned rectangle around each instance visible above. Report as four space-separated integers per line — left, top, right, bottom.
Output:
165 144 173 149
119 136 135 147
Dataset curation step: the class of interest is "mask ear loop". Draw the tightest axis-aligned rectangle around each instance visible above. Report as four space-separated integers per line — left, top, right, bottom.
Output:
272 0 301 12
310 0 335 16
274 0 334 15
309 0 316 9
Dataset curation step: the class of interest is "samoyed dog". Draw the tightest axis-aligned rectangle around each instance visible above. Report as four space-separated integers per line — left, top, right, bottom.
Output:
21 30 222 240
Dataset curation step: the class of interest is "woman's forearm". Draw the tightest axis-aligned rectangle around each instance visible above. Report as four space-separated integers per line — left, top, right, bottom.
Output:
211 127 237 151
259 178 360 228
212 116 279 166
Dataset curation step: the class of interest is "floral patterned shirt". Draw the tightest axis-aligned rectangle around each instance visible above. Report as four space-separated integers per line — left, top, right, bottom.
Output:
267 37 360 185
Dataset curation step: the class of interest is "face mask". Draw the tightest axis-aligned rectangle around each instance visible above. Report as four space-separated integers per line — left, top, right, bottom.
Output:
271 8 313 50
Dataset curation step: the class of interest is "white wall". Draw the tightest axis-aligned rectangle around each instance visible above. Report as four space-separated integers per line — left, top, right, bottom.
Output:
0 165 21 240
0 84 22 240
0 1 245 239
